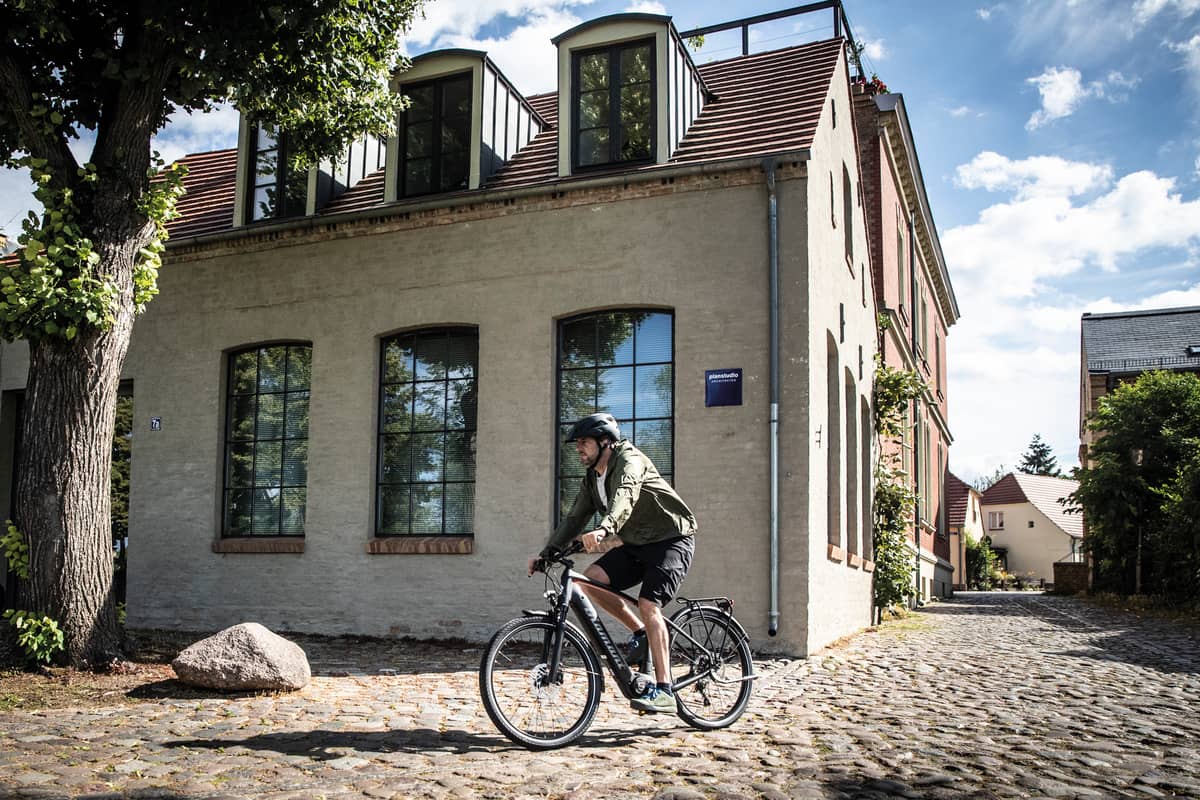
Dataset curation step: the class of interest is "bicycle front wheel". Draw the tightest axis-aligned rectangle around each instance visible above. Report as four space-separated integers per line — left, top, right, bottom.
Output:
479 616 602 749
669 607 754 729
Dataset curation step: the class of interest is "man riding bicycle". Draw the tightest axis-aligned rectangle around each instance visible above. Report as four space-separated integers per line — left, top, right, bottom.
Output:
529 412 697 713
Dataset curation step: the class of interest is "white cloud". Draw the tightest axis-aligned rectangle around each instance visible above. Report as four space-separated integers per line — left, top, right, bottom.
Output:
1025 66 1088 129
954 151 1112 199
624 0 666 12
404 0 594 49
1195 154 1200 177
153 104 240 166
862 38 887 61
948 105 973 118
430 8 583 94
1168 33 1200 90
1025 66 1140 129
976 4 1005 21
1134 0 1200 24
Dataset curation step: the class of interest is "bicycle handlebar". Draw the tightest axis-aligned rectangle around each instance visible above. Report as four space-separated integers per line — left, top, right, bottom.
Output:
531 539 585 574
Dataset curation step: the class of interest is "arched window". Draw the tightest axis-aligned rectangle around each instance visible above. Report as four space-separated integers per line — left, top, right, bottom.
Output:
556 310 673 523
826 334 842 548
223 343 311 537
376 327 479 536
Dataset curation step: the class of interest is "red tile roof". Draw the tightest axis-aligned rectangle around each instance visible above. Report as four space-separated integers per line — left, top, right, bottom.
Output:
164 38 844 242
945 471 974 528
981 473 1083 539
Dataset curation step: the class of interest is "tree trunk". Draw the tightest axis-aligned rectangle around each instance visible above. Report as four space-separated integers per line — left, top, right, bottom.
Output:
15 262 136 668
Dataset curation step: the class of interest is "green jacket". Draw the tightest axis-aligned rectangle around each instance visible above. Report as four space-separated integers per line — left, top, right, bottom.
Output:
546 439 697 552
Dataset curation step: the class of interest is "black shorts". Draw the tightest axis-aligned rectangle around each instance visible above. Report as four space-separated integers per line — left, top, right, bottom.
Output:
594 535 695 607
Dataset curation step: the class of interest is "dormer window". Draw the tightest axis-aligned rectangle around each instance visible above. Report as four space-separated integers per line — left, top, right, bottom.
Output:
400 72 473 197
247 123 307 222
573 39 654 169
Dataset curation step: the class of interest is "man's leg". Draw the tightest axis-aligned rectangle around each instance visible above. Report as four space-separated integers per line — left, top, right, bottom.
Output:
580 563 643 633
638 596 671 685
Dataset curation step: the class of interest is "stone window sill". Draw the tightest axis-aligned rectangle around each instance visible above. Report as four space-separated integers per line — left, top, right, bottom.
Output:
827 544 845 563
213 538 305 554
862 559 876 573
368 536 474 555
848 553 863 569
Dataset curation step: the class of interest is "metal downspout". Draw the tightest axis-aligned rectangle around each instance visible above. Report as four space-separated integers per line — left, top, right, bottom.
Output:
909 211 921 605
765 158 781 637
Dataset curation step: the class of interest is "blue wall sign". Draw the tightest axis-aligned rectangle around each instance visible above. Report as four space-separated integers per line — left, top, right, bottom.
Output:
705 369 743 407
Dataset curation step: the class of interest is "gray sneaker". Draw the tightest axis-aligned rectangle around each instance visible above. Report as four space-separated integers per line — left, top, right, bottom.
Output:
631 687 677 714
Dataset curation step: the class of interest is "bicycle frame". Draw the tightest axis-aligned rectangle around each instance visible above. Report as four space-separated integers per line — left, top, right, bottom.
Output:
534 554 751 700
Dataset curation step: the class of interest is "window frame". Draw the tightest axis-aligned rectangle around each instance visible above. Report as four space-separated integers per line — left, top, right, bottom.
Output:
374 326 479 539
245 123 307 222
220 342 312 539
553 309 675 527
398 71 475 199
571 38 657 172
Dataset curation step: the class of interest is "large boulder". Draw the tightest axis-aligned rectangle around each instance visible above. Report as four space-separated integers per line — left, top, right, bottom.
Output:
171 623 310 691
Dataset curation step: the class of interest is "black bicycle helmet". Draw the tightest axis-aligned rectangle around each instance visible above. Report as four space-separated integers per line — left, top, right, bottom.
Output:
565 413 621 443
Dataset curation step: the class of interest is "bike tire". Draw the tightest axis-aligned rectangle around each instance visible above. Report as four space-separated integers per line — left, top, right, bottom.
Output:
479 616 602 749
668 606 754 729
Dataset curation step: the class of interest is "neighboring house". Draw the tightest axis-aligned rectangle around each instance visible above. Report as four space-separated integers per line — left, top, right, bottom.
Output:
945 471 982 591
1079 306 1200 467
853 83 959 602
0 7 906 655
980 473 1082 586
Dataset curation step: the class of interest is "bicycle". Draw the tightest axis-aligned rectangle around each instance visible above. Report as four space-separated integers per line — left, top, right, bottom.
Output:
479 540 756 749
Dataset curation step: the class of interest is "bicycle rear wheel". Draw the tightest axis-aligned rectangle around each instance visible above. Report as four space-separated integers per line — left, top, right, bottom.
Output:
668 607 754 729
479 616 602 749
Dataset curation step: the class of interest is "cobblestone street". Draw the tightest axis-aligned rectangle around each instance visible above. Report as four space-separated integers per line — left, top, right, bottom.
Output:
1 592 1198 799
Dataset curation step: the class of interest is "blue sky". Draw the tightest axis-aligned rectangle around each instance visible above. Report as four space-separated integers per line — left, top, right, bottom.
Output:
2 0 1199 483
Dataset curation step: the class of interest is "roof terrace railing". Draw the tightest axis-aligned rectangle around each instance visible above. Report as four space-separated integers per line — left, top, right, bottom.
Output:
1089 355 1200 372
678 0 859 74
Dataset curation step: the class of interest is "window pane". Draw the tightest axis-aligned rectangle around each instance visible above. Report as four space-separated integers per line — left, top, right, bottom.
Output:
226 442 255 488
442 117 470 154
410 484 444 534
286 347 312 390
255 126 277 150
381 385 413 433
254 441 282 487
559 369 597 421
407 86 434 121
281 488 306 534
439 151 469 192
636 313 672 362
561 317 597 368
597 313 636 365
405 158 432 195
447 334 476 379
378 485 411 534
256 393 284 440
578 128 609 166
284 166 308 214
559 425 585 478
635 364 672 418
445 432 476 481
224 490 253 536
443 76 472 116
258 347 287 393
633 419 672 475
620 84 652 161
621 45 652 85
446 379 476 429
285 391 309 439
445 483 475 534
405 121 433 160
252 488 280 534
414 382 446 431
415 335 449 380
383 339 415 384
597 366 634 418
282 440 308 486
411 432 445 482
231 352 258 394
379 433 412 484
228 394 256 441
579 90 609 129
252 186 276 220
579 52 609 91
254 147 279 180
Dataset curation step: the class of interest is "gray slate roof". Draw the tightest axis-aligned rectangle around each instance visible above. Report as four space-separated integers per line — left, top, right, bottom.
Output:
1081 306 1200 375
